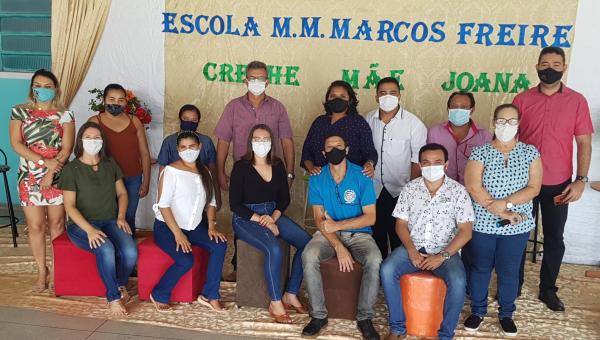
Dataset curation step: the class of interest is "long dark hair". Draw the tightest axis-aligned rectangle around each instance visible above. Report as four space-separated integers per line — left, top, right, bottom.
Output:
176 131 214 208
74 122 109 160
323 80 359 116
242 124 281 165
27 69 65 110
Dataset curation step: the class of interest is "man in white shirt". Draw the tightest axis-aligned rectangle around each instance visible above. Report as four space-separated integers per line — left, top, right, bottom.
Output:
365 77 427 258
380 143 474 340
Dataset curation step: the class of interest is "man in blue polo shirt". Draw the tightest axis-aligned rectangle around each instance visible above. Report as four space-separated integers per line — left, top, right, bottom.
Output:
301 134 382 340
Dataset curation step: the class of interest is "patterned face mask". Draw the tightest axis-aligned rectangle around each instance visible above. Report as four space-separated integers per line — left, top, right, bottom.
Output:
33 87 56 103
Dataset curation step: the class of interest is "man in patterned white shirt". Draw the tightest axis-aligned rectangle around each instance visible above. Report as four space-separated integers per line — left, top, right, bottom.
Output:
380 143 475 340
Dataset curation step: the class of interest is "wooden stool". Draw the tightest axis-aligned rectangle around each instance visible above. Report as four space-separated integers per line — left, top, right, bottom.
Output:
236 238 290 308
320 257 363 320
400 271 446 337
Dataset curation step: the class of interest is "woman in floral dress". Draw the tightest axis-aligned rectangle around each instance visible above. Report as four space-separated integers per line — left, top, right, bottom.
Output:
8 69 75 292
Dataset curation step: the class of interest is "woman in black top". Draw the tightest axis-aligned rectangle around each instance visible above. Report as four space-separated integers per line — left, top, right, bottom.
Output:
230 124 311 324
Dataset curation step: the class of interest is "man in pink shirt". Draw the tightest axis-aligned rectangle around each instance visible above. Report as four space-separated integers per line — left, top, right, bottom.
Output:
427 92 492 185
214 61 296 281
427 91 492 296
513 46 594 312
214 61 295 190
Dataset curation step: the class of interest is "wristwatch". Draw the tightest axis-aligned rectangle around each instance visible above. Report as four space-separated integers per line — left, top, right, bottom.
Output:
37 159 45 166
287 172 295 180
506 201 514 209
575 175 589 183
440 251 450 261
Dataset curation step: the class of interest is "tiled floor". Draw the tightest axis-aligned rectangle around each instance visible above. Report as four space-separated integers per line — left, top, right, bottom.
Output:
0 306 260 340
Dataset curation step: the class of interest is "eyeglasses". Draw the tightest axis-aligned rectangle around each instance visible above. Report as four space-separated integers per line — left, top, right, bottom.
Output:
252 137 271 143
495 118 519 126
247 76 267 82
335 185 359 206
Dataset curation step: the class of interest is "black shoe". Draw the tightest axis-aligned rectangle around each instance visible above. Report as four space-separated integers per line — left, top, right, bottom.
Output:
302 318 328 338
499 318 518 337
538 290 565 311
463 314 483 332
357 319 380 340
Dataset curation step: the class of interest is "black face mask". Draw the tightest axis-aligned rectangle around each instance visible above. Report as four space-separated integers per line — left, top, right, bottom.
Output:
325 148 346 165
106 104 124 116
537 67 563 85
180 120 199 132
325 98 349 114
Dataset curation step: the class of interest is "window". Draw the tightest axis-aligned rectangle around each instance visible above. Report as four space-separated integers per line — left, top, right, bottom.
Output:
0 0 51 72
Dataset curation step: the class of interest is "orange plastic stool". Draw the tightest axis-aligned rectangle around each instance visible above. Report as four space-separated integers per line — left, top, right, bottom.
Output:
400 271 447 337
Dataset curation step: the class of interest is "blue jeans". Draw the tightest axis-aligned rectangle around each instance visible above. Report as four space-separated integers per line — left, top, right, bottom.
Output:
123 175 142 237
468 231 529 319
151 219 227 303
66 220 138 302
380 246 466 340
232 201 311 301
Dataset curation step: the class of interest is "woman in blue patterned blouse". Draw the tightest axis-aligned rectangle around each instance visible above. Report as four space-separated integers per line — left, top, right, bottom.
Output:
463 104 542 337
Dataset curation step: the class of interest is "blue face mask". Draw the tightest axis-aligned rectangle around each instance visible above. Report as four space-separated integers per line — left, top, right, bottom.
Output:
448 108 471 126
33 87 56 103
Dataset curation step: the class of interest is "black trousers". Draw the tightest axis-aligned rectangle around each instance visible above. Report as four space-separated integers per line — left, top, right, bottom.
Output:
519 179 570 293
373 187 401 259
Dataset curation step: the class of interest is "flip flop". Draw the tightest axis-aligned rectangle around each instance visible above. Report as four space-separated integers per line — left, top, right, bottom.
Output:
149 293 171 312
197 295 227 313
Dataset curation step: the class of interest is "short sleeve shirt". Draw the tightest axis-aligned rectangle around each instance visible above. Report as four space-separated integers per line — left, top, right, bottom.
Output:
468 142 540 235
365 107 427 198
427 121 493 185
513 84 594 185
213 95 293 161
58 158 123 221
392 176 475 254
308 161 376 234
157 132 216 167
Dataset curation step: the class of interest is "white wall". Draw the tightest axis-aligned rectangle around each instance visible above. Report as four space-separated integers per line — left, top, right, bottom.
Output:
562 0 600 265
69 0 165 229
68 0 599 264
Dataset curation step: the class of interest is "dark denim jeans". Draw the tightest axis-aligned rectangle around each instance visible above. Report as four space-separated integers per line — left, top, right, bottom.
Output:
123 175 142 237
151 219 227 303
232 201 311 301
66 220 138 302
468 231 529 319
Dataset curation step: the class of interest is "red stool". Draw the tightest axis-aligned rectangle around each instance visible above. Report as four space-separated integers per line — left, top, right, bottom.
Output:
53 232 105 297
138 236 208 303
400 271 447 337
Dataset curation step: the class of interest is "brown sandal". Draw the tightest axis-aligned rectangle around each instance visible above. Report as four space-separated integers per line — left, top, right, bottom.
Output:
283 302 309 314
149 294 171 312
269 305 293 324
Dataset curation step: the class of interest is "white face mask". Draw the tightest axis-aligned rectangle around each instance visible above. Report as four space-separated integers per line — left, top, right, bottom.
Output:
378 94 399 112
252 141 272 158
178 149 200 163
247 79 266 96
421 165 445 182
82 139 103 156
495 124 518 142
